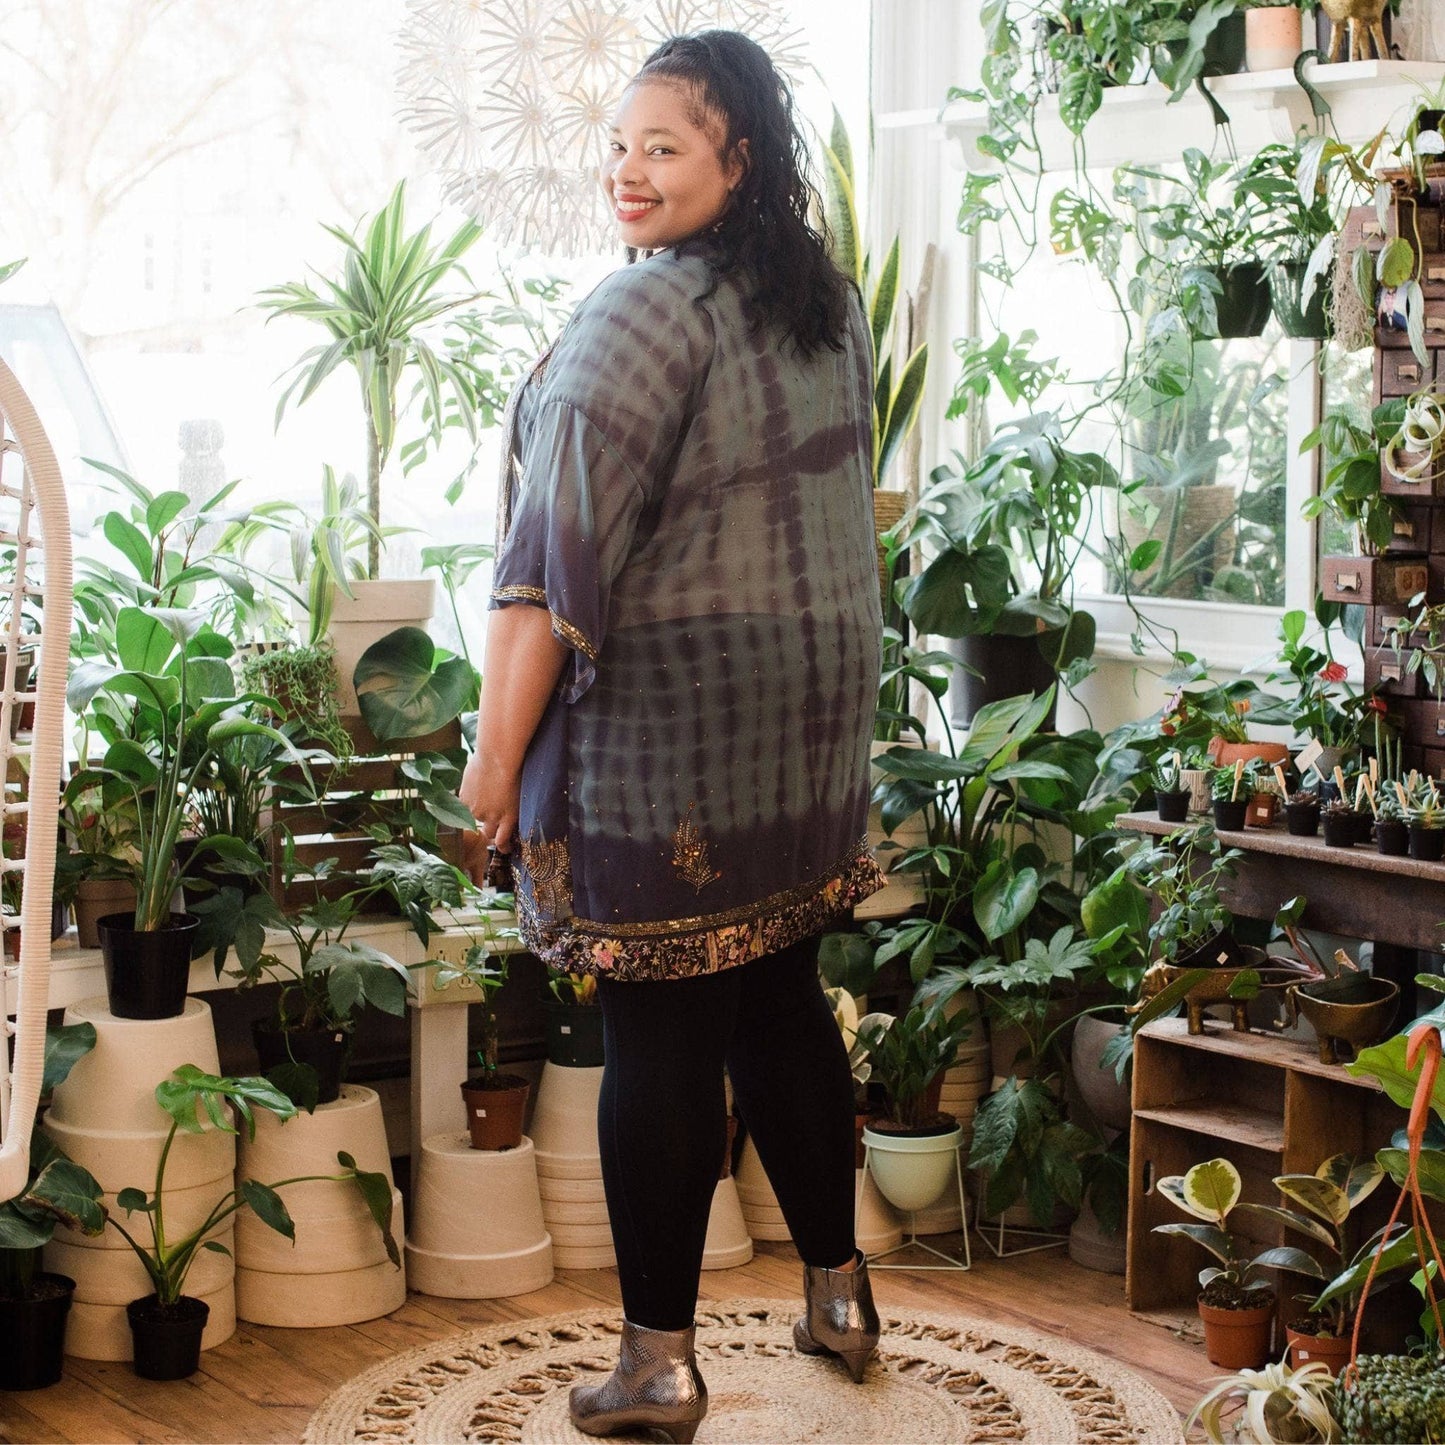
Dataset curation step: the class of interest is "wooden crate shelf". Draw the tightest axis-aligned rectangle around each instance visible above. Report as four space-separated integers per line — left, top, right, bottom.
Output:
1127 1020 1404 1326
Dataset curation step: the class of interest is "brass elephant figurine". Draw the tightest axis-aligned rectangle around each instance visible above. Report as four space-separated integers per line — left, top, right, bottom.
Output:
1319 0 1389 63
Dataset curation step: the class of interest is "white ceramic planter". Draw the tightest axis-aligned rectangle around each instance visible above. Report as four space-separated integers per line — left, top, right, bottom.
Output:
46 1229 233 1305
406 1133 553 1298
43 1118 236 1204
51 997 221 1132
863 1124 962 1214
529 1062 605 1158
550 1241 618 1269
316 577 437 717
734 1136 791 1242
233 1085 405 1326
527 1064 614 1268
702 1177 753 1270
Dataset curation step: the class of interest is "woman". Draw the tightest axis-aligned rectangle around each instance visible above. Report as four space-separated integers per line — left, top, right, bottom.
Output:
461 29 885 1443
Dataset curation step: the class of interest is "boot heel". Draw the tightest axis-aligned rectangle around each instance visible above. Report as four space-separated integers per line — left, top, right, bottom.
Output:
840 1347 873 1384
663 1422 701 1443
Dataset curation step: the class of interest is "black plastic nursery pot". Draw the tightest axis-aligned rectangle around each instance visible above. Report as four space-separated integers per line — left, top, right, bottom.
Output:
1165 11 1246 78
546 1000 605 1067
1269 261 1330 340
0 1274 75 1390
1213 263 1273 339
1155 789 1191 823
1322 811 1359 848
1410 824 1445 862
1376 819 1410 856
98 913 200 1020
252 1019 348 1105
1284 801 1320 837
126 1295 209 1381
1212 798 1248 831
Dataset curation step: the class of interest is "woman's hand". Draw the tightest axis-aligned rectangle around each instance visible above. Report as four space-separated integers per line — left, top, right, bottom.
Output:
461 750 521 855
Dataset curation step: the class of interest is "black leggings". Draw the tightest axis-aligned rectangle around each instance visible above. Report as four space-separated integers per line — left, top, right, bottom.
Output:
595 936 858 1331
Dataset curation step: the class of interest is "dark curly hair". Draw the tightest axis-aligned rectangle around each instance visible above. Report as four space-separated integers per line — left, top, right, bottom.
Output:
635 30 851 359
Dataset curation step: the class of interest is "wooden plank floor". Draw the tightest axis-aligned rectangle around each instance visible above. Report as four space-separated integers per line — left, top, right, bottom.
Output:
0 1238 1205 1443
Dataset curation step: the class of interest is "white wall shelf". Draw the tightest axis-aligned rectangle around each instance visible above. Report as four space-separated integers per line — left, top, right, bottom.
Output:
922 58 1445 174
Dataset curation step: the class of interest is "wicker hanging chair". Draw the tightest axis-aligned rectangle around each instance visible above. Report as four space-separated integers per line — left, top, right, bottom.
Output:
0 357 74 1203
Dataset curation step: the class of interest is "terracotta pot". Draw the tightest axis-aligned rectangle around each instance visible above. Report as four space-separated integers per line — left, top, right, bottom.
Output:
1246 792 1280 828
461 1074 530 1151
1198 1293 1275 1369
1246 6 1303 70
74 878 137 950
1286 1324 1352 1374
1208 738 1291 770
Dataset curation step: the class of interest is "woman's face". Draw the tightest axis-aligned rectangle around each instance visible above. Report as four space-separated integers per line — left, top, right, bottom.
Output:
602 78 747 250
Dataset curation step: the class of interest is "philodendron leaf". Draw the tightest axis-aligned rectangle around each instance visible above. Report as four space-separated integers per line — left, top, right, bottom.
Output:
1349 1011 1445 1120
241 1180 296 1241
42 1022 97 1093
338 1150 401 1268
20 1158 106 1236
354 626 472 742
1378 1146 1445 1204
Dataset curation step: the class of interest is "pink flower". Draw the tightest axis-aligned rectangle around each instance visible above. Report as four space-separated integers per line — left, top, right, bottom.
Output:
1321 661 1348 684
590 941 618 970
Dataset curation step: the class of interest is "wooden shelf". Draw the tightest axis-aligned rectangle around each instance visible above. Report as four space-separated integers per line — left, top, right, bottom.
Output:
1134 1101 1284 1154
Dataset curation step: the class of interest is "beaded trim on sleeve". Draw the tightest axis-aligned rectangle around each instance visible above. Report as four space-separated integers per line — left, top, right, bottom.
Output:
515 842 886 982
490 586 598 662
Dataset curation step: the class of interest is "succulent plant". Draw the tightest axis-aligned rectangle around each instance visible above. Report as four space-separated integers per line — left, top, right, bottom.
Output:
1336 1354 1445 1443
1153 757 1183 793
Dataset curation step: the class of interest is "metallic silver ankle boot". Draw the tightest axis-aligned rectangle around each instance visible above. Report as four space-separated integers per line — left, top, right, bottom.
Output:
569 1320 708 1442
792 1250 880 1383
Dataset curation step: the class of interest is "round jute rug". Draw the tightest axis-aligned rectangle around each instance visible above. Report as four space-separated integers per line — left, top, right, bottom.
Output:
302 1298 1184 1443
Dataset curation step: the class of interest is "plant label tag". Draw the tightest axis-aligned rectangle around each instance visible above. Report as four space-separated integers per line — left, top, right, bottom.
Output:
1215 951 1231 966
1296 738 1325 776
333 1033 343 1043
560 1025 572 1035
475 1108 487 1118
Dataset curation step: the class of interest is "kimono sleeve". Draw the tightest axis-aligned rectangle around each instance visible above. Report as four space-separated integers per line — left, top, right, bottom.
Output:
489 259 715 703
490 401 645 703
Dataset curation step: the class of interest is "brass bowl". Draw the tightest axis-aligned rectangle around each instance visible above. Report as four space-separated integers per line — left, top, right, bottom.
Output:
1288 975 1400 1064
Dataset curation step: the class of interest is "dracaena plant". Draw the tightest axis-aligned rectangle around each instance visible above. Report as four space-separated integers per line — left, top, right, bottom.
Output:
853 1004 973 1130
255 183 486 578
95 1067 398 1306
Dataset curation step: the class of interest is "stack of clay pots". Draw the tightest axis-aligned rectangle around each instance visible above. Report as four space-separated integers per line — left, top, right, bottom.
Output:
406 1133 553 1297
530 1062 615 1268
734 1134 790 1242
43 997 237 1360
233 1085 405 1326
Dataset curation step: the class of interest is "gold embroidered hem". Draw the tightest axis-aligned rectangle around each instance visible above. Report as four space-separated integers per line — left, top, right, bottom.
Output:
515 843 886 982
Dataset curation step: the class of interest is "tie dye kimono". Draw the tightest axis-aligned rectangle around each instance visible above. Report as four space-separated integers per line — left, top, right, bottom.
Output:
489 241 884 982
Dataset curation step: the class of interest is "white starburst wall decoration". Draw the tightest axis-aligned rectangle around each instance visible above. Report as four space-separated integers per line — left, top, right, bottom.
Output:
397 0 808 254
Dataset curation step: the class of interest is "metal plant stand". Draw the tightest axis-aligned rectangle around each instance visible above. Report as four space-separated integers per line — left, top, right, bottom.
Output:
857 1139 971 1271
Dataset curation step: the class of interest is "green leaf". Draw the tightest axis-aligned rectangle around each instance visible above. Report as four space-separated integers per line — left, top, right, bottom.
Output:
1274 1174 1350 1228
338 1150 401 1268
42 1022 96 1093
20 1158 106 1237
1378 236 1416 289
354 627 472 742
103 513 155 583
1349 1013 1445 1121
241 1180 296 1241
145 490 192 538
973 862 1039 943
1163 1158 1240 1224
1378 1146 1445 1204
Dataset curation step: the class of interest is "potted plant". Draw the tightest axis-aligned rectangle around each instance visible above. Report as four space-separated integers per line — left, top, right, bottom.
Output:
1374 787 1410 856
66 606 297 1019
96 1066 397 1379
60 779 141 949
1338 1355 1445 1443
198 841 468 1107
1152 1156 1278 1367
1322 796 1361 848
1243 0 1308 73
1285 786 1321 837
1189 1358 1339 1444
1408 779 1445 861
0 1024 105 1391
854 1003 973 1214
1246 772 1282 828
545 969 604 1069
1241 1153 1390 1373
1126 822 1243 968
255 186 490 697
1153 755 1191 822
1212 762 1249 831
1301 399 1410 557
901 415 1117 721
237 635 352 761
1122 148 1274 341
